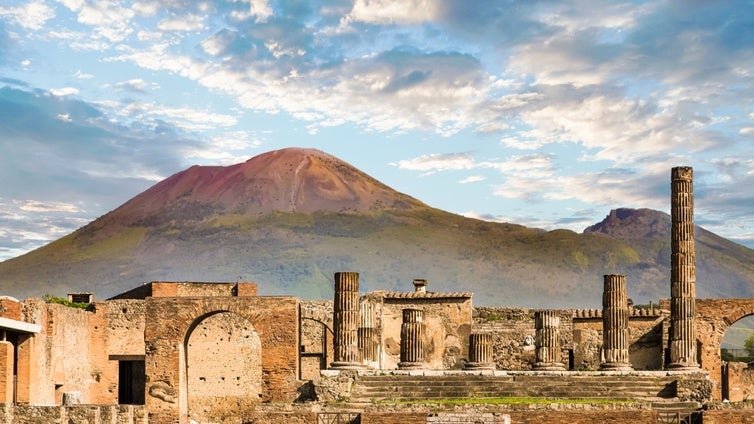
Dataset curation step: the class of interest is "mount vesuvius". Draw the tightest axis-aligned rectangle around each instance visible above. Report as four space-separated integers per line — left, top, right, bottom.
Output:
1 147 753 307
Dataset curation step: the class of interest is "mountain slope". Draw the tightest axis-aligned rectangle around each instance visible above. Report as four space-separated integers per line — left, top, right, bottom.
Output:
1 148 753 308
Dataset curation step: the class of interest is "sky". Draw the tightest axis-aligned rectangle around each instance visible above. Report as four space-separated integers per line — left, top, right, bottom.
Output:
0 0 753 262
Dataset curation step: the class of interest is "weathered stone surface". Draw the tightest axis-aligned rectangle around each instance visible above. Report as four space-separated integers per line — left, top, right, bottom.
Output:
601 274 633 371
668 166 700 370
144 295 299 423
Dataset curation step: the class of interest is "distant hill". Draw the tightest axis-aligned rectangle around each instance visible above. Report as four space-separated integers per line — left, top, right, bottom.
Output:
1 147 753 308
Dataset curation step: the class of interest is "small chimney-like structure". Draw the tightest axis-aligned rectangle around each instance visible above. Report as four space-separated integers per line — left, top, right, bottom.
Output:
413 279 427 293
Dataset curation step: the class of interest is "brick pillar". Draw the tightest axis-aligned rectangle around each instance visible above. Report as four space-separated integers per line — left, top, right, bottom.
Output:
533 310 565 370
398 309 424 370
601 274 633 371
331 272 362 369
668 166 700 370
358 301 379 368
465 333 494 370
0 340 13 404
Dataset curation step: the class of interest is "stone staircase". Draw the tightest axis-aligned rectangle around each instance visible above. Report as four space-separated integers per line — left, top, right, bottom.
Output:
349 372 701 404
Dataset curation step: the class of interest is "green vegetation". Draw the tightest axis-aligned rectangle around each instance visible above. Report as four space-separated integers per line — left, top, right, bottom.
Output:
42 294 93 311
69 227 146 261
746 333 754 357
375 397 639 406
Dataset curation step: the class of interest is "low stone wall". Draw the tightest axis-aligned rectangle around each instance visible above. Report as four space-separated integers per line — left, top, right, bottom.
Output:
723 361 754 401
0 404 146 424
703 402 754 424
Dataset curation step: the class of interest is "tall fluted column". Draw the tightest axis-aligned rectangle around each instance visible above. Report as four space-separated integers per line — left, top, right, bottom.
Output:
668 166 700 370
465 333 494 370
331 272 362 369
358 301 379 368
398 309 424 370
533 310 566 370
601 274 633 371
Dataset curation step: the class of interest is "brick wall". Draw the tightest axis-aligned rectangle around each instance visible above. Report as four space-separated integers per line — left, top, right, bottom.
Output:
144 295 299 423
362 412 426 423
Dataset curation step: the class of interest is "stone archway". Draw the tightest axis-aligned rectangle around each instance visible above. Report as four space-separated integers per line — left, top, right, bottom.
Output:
300 317 334 380
144 296 299 424
696 299 754 400
184 311 261 423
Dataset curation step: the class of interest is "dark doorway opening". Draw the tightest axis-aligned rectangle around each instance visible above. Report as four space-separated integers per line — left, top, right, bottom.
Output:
118 360 145 404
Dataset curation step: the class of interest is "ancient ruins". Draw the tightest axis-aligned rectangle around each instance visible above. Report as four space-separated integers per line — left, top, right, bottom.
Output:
1 166 754 424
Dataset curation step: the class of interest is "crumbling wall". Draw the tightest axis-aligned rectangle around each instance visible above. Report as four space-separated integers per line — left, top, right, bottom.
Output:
572 310 664 370
0 403 146 423
144 296 299 424
186 311 262 423
380 295 471 370
692 299 754 400
724 361 754 402
473 307 571 370
300 300 334 379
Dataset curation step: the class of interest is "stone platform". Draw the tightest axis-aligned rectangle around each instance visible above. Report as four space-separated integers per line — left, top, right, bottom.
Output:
317 369 712 408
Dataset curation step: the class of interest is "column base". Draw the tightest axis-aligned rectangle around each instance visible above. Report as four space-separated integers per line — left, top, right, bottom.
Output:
329 361 363 370
532 362 566 371
600 362 634 371
464 362 495 370
666 361 700 371
397 362 424 370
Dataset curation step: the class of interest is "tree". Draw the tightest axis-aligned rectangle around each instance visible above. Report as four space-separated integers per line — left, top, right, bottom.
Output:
745 332 754 358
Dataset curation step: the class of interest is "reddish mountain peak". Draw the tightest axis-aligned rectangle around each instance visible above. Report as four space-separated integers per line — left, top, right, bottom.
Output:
583 208 670 239
102 147 426 227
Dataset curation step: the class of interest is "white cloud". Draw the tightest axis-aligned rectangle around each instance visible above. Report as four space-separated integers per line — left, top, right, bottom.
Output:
50 87 80 96
74 70 94 79
0 0 55 30
391 153 477 172
459 175 485 184
116 101 237 132
249 0 273 22
57 113 72 122
157 14 204 32
344 0 441 25
115 78 151 93
18 200 81 213
59 0 135 42
132 1 159 17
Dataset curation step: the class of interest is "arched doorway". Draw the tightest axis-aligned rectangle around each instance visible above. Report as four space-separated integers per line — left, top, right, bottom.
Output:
720 315 754 401
300 317 334 380
184 311 262 423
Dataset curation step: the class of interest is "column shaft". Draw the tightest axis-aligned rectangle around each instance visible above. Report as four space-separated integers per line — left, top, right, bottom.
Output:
533 310 565 370
398 309 424 369
465 333 494 370
668 167 699 369
331 272 361 369
601 274 633 370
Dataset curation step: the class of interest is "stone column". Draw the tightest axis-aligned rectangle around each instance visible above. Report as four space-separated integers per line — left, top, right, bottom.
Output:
533 310 565 370
465 333 494 370
398 309 424 370
358 301 379 368
601 274 633 371
331 271 362 369
668 166 700 370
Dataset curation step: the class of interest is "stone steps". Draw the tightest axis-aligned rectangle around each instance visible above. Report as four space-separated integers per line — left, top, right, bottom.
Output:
350 373 684 403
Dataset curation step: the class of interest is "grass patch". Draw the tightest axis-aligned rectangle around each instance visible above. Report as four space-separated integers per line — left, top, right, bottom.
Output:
70 227 147 261
374 397 638 406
